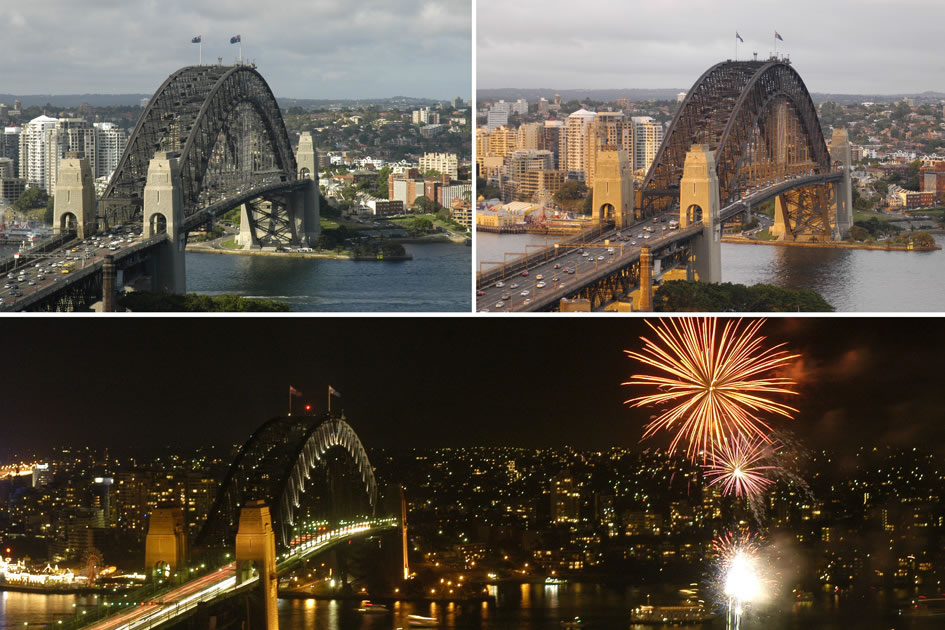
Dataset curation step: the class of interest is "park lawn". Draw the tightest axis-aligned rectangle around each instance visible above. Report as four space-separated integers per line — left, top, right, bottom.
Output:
853 209 894 222
219 238 242 250
753 228 775 241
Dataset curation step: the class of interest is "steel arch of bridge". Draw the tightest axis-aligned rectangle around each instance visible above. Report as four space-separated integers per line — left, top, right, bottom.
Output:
100 65 296 225
641 60 830 215
197 414 377 551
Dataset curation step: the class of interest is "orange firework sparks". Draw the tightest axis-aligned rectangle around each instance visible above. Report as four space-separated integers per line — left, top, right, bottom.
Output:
623 318 799 459
703 436 778 499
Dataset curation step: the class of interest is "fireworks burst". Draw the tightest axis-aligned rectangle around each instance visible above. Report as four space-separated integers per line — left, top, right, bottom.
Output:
703 436 778 500
712 530 767 629
624 318 800 459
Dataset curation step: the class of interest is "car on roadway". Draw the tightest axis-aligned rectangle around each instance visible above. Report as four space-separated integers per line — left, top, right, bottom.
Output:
581 252 589 257
536 274 543 280
520 290 529 296
536 282 546 288
476 290 485 296
496 281 505 288
495 301 505 308
597 255 605 261
521 271 529 276
631 240 637 245
500 293 510 301
510 283 519 289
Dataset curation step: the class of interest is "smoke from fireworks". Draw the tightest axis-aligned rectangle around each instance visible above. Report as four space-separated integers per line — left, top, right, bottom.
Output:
624 318 800 460
703 435 778 500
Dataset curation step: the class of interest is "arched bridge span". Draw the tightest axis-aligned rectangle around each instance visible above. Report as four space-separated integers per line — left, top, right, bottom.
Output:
640 60 831 216
101 65 297 226
197 414 377 552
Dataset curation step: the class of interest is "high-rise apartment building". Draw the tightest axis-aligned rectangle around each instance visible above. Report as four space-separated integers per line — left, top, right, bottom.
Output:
551 471 580 524
486 109 509 130
565 109 597 180
511 98 529 115
516 122 543 150
93 122 126 181
44 118 96 193
18 114 57 188
418 152 458 179
542 120 566 170
1 127 20 174
631 116 664 175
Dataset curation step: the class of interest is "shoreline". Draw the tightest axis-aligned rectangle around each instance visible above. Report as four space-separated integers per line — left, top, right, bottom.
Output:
721 235 941 252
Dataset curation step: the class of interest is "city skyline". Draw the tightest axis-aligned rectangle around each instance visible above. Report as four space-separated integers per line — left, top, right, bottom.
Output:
3 0 471 100
477 0 944 95
2 318 943 456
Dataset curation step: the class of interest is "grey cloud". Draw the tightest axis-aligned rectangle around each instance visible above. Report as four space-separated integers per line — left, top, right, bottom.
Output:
3 0 471 99
477 0 944 94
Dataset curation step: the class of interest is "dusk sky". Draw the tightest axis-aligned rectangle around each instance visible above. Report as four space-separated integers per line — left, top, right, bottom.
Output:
2 0 471 100
1 317 942 458
478 0 945 95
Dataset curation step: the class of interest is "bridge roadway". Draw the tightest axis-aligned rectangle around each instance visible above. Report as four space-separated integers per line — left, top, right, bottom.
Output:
478 171 845 312
1 229 167 312
83 518 396 630
477 210 688 312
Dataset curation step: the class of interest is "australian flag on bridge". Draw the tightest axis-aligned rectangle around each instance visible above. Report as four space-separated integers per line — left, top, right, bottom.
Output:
191 35 201 43
775 31 784 41
230 34 241 44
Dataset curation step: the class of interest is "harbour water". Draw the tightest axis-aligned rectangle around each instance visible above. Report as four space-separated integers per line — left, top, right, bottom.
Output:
1 242 472 312
2 583 939 630
477 232 945 312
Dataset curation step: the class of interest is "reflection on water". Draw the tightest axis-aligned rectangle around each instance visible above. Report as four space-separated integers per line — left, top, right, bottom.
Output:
1 583 941 630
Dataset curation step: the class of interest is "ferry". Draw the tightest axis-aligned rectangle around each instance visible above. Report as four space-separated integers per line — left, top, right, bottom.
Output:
356 600 390 614
406 614 438 626
630 604 715 624
560 616 583 627
545 576 568 585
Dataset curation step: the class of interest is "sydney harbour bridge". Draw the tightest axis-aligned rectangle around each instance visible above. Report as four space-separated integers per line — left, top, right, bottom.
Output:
2 64 319 311
476 58 854 311
66 411 402 630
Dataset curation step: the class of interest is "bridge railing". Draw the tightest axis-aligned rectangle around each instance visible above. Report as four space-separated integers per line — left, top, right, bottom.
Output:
0 231 76 275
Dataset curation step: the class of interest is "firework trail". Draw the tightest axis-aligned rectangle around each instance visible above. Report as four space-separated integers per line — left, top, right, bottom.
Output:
703 435 778 500
624 318 800 460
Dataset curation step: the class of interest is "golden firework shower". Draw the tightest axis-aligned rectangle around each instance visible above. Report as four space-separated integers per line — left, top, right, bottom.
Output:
624 318 799 460
702 435 778 499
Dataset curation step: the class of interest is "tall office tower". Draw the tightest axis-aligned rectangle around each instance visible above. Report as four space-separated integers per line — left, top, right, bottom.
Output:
517 122 543 150
486 109 509 130
631 116 664 175
511 98 529 115
542 120 565 170
93 122 126 180
18 114 58 188
565 109 597 180
551 471 580 524
44 118 96 193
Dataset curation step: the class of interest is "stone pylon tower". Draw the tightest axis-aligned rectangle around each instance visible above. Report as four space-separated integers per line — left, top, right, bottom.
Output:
591 148 632 229
295 132 320 246
679 145 721 283
53 152 96 239
143 152 186 293
236 501 278 630
144 507 186 575
831 127 854 239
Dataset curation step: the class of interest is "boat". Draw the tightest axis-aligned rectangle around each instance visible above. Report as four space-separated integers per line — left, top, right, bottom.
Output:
545 576 567 585
406 614 438 626
560 616 583 627
356 600 389 614
630 604 715 624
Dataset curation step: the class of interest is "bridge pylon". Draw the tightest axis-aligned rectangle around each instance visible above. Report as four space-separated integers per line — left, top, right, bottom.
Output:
54 152 97 239
144 507 187 577
236 500 278 630
679 145 721 283
831 128 854 238
143 152 186 293
591 148 632 229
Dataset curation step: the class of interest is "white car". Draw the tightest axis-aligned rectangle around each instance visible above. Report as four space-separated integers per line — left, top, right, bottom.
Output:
597 255 604 260
520 290 529 296
496 281 505 288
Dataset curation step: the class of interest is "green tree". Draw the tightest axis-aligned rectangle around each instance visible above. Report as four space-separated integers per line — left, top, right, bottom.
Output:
372 166 392 199
654 280 834 312
45 195 55 224
13 187 48 214
412 195 439 214
476 177 500 200
553 180 587 202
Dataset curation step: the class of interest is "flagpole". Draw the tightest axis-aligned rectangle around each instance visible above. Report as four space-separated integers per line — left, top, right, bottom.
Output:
239 41 242 65
289 388 292 416
328 387 331 414
199 42 202 65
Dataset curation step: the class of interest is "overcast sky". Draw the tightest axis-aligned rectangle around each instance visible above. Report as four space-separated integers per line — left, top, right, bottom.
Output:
478 0 945 95
2 0 471 100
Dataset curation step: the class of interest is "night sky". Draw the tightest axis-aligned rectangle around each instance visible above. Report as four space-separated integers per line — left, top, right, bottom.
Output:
2 317 943 458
